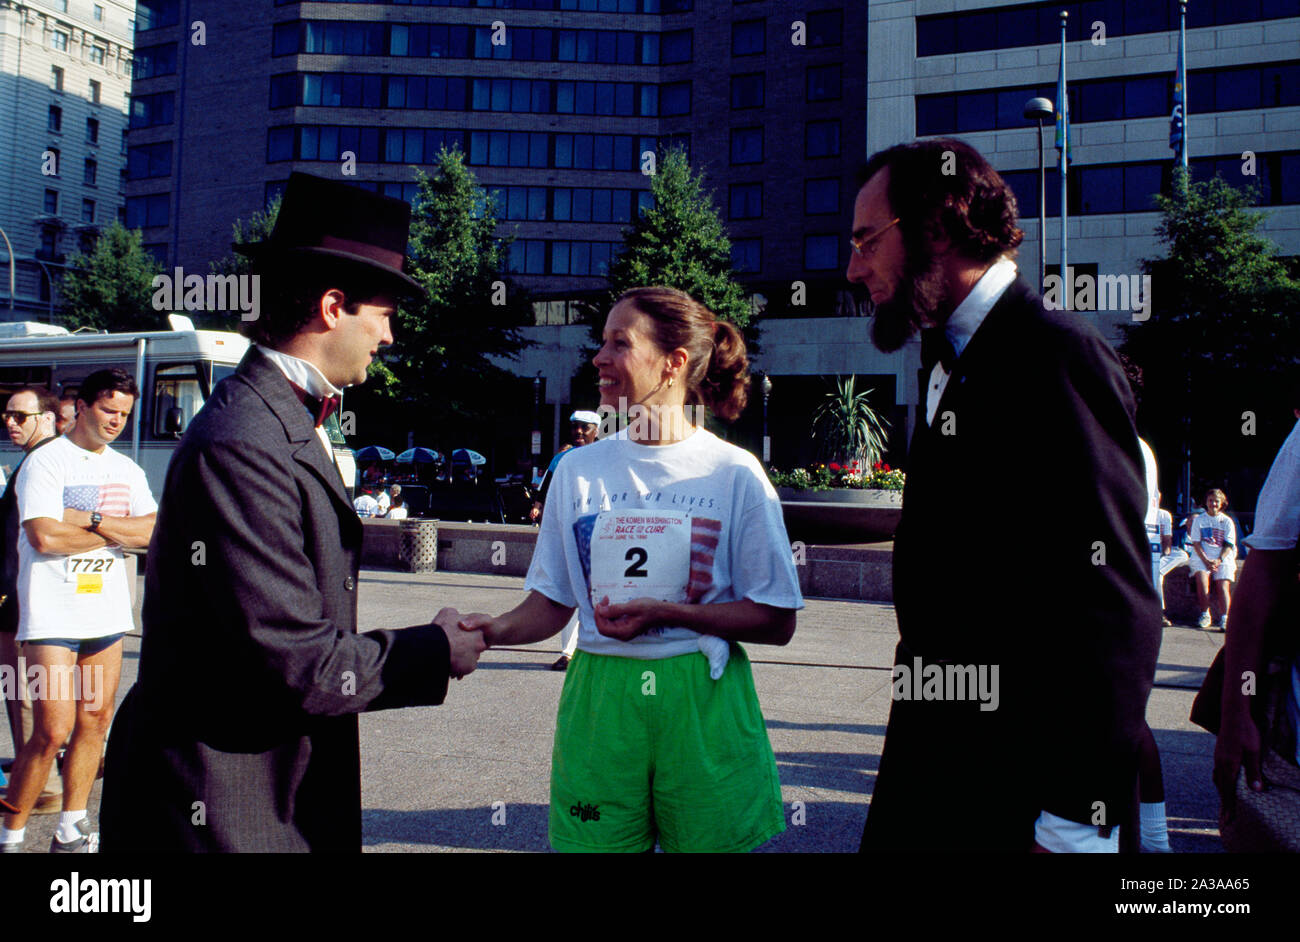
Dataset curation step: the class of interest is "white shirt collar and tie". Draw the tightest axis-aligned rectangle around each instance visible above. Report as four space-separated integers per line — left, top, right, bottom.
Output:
924 257 1019 426
256 345 345 463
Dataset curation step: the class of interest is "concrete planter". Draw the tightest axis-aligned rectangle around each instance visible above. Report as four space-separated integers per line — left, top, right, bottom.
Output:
776 487 903 543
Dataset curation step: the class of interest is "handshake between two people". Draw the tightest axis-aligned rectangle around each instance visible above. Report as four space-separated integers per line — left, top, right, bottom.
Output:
430 594 660 681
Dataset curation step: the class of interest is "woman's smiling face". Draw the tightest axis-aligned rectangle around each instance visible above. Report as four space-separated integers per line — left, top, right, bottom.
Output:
592 301 672 410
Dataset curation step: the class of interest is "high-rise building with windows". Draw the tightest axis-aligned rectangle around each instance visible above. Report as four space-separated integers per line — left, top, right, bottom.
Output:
0 0 135 320
128 1 1298 464
126 0 874 461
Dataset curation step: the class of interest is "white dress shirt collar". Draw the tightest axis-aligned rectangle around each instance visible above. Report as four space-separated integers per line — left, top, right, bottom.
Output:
943 256 1019 361
256 345 343 401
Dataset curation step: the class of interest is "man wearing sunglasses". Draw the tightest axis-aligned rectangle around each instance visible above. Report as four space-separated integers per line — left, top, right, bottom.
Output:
849 139 1160 855
0 389 62 815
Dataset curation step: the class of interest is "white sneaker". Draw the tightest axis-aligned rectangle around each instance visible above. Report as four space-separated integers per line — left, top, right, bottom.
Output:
1216 615 1228 632
1197 611 1212 629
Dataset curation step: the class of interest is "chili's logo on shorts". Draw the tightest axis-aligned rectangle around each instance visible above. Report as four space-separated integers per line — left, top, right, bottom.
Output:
570 802 601 822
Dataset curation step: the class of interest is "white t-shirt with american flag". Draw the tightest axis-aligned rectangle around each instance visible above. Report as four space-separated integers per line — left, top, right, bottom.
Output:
16 435 157 641
525 426 804 659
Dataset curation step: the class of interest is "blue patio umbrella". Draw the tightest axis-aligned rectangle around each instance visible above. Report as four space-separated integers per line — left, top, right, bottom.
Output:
355 445 396 461
395 447 444 464
451 448 487 466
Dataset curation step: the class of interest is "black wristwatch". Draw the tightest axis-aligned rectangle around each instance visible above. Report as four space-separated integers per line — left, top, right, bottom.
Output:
89 511 103 533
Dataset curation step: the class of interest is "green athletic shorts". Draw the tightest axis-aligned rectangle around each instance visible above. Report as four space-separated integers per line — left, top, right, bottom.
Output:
548 644 785 853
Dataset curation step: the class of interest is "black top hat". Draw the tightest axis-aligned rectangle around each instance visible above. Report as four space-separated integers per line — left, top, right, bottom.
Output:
235 172 423 298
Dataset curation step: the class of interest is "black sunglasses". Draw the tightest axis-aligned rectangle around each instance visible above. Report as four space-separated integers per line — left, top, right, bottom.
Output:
2 411 42 424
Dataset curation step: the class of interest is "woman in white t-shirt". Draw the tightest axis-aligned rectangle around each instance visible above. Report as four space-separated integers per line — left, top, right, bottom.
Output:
1186 488 1237 630
459 286 803 853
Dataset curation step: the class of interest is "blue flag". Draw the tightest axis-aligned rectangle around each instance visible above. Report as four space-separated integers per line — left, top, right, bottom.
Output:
1170 14 1187 164
1055 44 1070 161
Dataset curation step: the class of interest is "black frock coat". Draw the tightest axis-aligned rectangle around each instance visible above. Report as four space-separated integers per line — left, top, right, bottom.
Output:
860 277 1162 852
102 346 451 852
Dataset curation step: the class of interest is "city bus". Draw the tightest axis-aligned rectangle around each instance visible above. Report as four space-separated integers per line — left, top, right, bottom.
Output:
0 317 356 500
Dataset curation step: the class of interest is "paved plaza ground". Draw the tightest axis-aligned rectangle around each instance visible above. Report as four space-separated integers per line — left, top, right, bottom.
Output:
3 569 1224 853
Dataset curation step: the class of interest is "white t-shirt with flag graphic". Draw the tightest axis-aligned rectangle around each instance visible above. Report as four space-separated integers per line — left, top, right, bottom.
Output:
16 435 156 641
525 426 804 660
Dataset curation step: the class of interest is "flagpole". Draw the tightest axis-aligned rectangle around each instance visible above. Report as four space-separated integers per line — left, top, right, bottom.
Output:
1179 2 1188 170
1058 10 1069 298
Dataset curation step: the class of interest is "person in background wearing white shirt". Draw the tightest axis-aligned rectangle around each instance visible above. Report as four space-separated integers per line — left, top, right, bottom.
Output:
1187 488 1237 630
0 370 157 853
353 488 380 518
0 387 63 815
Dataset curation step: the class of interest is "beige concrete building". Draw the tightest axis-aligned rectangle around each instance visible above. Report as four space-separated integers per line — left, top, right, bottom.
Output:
0 0 135 321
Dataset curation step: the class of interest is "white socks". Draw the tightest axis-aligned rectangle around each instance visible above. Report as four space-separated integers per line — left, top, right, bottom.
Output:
56 810 87 844
698 635 730 680
0 826 24 845
1140 801 1172 852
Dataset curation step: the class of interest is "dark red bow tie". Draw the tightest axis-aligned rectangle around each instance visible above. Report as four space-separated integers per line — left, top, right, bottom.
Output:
287 381 341 428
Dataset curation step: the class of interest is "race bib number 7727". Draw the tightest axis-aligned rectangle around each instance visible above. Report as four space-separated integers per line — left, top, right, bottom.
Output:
65 554 114 594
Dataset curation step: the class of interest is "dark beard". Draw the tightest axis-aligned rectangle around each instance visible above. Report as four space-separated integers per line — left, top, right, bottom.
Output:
869 251 950 353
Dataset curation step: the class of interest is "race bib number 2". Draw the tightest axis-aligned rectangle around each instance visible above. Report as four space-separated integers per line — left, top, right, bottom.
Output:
589 511 691 606
66 555 113 594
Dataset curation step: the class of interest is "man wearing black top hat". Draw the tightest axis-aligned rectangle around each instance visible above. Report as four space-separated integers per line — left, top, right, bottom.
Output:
101 173 487 852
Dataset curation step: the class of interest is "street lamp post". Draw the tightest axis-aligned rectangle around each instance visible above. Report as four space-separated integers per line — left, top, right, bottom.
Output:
0 227 15 320
761 373 772 466
30 256 56 322
1023 97 1054 291
531 372 542 483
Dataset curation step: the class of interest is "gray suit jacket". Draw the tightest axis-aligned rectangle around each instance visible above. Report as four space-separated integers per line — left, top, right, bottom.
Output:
102 346 451 852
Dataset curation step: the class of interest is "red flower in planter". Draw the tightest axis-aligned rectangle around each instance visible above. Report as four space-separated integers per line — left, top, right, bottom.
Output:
882 464 890 472
829 462 841 472
873 462 883 471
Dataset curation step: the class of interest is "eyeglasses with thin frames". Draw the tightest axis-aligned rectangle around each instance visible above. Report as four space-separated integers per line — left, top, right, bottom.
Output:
849 217 901 259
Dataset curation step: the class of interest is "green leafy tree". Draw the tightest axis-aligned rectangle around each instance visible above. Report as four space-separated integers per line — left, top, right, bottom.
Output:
601 147 750 326
59 223 163 331
365 148 531 443
1121 168 1300 504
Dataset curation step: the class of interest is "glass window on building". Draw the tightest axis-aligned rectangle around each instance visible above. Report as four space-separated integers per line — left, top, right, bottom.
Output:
661 81 691 115
807 63 841 102
86 118 99 144
82 199 95 223
804 234 839 270
805 120 840 158
730 126 762 164
807 9 843 46
729 182 762 219
89 45 106 65
1079 166 1124 215
730 238 761 273
125 193 169 229
732 19 764 55
662 29 692 62
731 73 764 109
48 105 62 132
94 4 103 20
51 31 69 52
44 189 58 214
805 177 839 215
89 79 101 104
51 66 63 91
84 158 97 186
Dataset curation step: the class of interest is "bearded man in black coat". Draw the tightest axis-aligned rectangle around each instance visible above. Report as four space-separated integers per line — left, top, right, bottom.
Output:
849 139 1161 853
101 173 486 852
